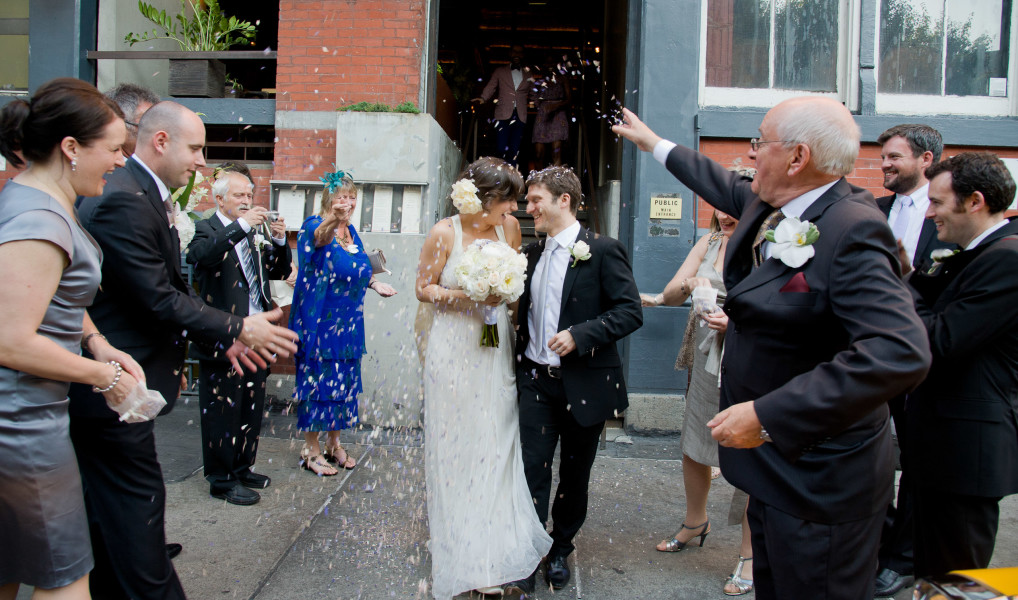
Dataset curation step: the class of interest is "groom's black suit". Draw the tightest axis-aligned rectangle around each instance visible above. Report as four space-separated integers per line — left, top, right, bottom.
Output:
515 225 642 559
662 145 930 599
69 158 244 600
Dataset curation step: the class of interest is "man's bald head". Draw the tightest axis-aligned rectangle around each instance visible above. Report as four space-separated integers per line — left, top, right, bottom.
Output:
769 97 860 177
134 101 207 188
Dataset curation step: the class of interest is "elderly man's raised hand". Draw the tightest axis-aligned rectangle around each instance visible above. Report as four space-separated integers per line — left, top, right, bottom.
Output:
611 108 664 153
238 308 299 363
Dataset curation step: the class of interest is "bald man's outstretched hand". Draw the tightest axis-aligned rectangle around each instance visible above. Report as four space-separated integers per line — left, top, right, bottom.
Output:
238 308 299 364
611 108 664 153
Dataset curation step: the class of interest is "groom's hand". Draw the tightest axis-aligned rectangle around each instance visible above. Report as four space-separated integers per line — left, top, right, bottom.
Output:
548 330 576 356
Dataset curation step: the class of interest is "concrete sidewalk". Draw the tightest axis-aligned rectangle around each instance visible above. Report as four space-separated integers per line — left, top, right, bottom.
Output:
18 399 1018 599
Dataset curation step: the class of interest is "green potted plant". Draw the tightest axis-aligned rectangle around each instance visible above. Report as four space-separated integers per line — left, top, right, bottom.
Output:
125 0 257 98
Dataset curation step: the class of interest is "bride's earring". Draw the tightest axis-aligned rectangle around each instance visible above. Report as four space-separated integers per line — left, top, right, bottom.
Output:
70 158 77 172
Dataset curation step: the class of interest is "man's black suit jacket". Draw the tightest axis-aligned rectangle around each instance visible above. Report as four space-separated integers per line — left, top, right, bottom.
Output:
186 214 292 362
515 226 643 427
664 145 931 523
907 218 1018 498
72 159 243 416
876 193 956 271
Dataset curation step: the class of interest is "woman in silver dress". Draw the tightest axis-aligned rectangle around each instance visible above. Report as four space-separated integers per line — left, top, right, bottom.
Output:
0 78 144 600
642 207 755 596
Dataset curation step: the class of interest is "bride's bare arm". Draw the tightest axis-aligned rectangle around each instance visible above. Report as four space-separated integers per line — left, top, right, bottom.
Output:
416 220 473 311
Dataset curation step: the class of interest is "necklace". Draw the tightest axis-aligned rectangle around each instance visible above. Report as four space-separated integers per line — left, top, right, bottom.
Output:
335 226 358 254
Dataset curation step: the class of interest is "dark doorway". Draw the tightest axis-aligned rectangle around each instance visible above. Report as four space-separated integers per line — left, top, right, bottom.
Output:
435 0 629 230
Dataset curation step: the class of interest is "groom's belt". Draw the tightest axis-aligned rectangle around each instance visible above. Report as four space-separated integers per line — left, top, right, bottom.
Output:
521 356 562 379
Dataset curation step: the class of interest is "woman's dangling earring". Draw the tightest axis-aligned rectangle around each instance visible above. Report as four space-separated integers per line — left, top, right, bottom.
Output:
70 158 77 172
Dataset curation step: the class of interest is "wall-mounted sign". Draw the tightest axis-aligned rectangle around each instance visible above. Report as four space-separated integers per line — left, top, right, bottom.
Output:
649 194 682 220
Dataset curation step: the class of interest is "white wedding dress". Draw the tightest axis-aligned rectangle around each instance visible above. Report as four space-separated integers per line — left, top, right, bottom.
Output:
423 215 552 599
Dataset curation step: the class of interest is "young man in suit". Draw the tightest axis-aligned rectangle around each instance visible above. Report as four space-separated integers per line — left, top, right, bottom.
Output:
614 98 931 600
512 166 642 593
70 102 298 600
186 169 292 506
473 44 532 166
906 152 1018 578
873 123 957 597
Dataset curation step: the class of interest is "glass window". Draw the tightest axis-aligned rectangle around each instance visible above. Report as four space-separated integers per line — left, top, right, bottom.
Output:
879 0 1011 97
0 0 29 94
706 0 840 92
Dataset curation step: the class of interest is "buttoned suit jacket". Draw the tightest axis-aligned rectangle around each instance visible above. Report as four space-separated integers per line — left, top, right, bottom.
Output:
480 65 532 123
514 226 643 427
906 218 1018 498
876 193 956 271
664 145 931 523
71 158 243 416
185 214 293 362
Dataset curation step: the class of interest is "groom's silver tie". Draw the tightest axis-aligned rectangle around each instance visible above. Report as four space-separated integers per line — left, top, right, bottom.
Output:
535 238 557 352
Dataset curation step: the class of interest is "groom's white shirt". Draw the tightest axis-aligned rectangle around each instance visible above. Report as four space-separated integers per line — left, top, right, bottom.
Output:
526 220 581 367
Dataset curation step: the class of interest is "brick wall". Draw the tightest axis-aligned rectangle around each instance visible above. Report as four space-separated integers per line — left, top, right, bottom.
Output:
696 139 1018 229
272 0 426 183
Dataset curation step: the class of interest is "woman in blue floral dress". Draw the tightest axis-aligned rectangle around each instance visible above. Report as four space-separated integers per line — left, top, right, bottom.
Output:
289 171 396 475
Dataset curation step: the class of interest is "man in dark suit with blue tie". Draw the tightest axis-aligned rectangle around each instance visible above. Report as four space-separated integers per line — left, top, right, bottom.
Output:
615 98 931 600
71 102 298 600
872 123 957 597
186 168 292 506
906 152 1018 578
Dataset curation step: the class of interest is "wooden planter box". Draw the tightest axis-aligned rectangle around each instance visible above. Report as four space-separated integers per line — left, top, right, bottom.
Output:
169 58 226 98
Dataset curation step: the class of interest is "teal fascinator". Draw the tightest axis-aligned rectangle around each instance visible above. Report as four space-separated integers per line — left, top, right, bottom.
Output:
320 165 351 193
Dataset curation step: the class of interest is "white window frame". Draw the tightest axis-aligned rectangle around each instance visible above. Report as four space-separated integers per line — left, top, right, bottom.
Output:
699 0 860 110
874 0 1018 116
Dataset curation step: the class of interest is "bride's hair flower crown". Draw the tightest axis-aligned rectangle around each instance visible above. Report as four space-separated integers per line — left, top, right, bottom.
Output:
450 178 482 214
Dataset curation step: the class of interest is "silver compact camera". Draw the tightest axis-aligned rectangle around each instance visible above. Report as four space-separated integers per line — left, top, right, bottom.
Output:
265 211 280 222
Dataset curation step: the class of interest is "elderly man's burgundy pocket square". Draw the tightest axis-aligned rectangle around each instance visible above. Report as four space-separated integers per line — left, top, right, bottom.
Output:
780 272 810 293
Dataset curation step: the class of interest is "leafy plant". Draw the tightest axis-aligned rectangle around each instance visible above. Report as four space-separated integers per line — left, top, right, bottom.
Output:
337 101 421 114
125 0 257 52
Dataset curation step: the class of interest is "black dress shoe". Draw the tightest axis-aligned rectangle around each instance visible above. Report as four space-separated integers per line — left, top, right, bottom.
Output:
238 471 271 489
874 567 912 597
166 543 182 559
545 554 571 590
211 484 260 506
503 568 536 596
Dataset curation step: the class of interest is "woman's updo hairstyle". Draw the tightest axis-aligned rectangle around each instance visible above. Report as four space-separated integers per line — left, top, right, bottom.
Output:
0 77 124 169
458 157 524 209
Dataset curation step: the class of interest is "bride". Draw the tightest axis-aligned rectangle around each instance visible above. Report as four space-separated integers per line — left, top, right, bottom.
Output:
415 157 552 599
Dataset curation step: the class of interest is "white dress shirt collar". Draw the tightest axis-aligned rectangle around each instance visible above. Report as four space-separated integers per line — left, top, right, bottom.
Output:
131 154 171 203
966 219 1009 250
779 180 839 219
550 220 582 249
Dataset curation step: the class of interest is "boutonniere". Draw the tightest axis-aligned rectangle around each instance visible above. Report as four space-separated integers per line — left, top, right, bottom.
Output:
568 240 592 267
252 233 271 250
926 248 959 274
765 217 819 268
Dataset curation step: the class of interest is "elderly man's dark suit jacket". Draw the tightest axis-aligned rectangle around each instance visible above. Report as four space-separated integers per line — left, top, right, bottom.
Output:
907 219 1018 498
876 193 956 271
515 226 643 426
186 213 292 361
72 158 243 414
664 145 931 524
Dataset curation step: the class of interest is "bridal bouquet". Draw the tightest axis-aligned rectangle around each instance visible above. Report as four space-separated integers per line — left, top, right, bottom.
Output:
454 239 528 347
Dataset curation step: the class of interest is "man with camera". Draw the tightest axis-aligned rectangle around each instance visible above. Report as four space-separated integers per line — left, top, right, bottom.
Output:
186 167 292 505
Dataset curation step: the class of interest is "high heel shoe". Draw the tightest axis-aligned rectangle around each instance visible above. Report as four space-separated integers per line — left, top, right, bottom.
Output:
655 519 710 552
723 556 753 596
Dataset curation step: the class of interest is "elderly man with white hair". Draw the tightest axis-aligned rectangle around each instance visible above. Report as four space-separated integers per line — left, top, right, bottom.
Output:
186 166 292 506
614 98 931 600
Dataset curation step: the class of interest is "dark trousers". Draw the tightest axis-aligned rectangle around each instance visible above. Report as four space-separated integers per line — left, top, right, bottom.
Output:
748 496 883 600
517 363 604 558
878 396 914 575
912 488 1000 578
494 109 526 167
199 361 267 493
69 417 186 600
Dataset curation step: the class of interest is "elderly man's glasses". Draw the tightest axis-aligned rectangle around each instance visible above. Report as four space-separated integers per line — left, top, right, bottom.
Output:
125 120 139 129
749 138 793 152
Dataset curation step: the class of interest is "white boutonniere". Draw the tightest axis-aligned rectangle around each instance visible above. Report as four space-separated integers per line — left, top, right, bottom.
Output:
765 217 819 268
252 233 271 250
930 248 959 263
569 240 592 267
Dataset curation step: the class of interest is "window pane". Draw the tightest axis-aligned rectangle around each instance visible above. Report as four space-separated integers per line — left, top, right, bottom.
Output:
773 0 839 91
879 0 945 94
945 0 1010 96
0 0 28 93
706 0 770 88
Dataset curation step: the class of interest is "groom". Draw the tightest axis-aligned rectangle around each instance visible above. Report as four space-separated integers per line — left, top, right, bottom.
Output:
514 166 643 592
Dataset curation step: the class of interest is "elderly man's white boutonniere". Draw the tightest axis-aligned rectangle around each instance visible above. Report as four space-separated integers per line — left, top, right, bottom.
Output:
252 233 272 250
569 240 592 267
764 217 820 268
